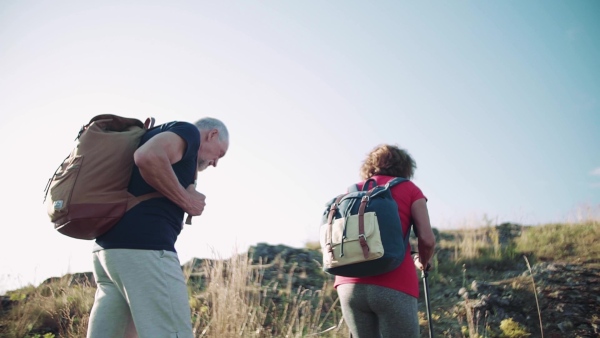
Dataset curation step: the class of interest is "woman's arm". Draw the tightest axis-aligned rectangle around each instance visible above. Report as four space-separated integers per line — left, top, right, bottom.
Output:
411 198 436 270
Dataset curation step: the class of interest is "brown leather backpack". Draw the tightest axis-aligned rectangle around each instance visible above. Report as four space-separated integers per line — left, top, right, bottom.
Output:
44 114 161 240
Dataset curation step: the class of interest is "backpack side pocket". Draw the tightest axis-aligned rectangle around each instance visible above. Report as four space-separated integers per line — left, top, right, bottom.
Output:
46 155 83 225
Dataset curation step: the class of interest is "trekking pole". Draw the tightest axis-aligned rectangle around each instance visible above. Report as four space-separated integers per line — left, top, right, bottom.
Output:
422 269 434 338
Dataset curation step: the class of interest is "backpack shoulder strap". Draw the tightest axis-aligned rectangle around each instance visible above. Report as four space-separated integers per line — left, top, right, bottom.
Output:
362 178 377 191
348 178 378 193
385 177 408 189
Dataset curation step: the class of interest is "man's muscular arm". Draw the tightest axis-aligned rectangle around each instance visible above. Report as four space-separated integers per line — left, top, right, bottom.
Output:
133 131 205 216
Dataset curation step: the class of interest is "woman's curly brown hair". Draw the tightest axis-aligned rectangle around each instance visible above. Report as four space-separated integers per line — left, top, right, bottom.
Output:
360 144 416 180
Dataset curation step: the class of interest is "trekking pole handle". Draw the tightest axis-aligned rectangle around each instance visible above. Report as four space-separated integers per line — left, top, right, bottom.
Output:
413 253 431 273
422 263 432 276
184 180 197 225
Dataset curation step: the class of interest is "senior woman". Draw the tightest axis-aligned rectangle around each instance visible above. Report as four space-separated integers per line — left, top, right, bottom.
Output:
335 144 436 338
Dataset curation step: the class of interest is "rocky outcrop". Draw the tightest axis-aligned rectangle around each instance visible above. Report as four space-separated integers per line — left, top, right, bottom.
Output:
41 272 95 287
495 223 523 246
453 262 600 337
248 242 330 291
183 243 330 292
533 262 600 337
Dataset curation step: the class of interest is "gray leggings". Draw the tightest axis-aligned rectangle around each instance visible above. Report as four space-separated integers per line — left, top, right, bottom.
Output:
337 283 419 338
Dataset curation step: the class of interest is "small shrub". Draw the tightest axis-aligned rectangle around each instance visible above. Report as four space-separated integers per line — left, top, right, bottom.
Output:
499 318 530 338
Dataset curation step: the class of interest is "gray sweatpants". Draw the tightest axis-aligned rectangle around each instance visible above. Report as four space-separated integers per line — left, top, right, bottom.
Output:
337 283 419 338
87 249 193 338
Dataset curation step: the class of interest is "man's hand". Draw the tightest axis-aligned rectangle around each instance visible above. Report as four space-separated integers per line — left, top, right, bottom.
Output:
184 184 206 216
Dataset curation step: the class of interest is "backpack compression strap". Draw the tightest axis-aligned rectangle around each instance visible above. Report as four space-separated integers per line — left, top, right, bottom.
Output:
353 176 409 259
357 193 372 259
325 194 345 261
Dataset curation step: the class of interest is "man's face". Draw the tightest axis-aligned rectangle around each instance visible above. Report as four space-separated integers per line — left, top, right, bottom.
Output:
197 129 228 171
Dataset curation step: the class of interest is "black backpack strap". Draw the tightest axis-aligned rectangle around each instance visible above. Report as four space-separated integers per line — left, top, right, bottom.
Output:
385 177 410 241
347 180 371 193
385 177 407 189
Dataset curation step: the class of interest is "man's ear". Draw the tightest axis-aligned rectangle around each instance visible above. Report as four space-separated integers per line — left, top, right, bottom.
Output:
208 129 219 141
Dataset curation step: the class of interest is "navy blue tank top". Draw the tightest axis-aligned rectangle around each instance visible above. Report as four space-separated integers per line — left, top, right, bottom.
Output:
94 121 200 253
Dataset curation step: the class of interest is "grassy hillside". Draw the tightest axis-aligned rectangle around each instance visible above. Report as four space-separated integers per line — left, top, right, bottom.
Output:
1 220 598 338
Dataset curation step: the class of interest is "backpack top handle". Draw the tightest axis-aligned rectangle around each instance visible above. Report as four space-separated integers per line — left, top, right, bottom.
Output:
362 178 377 191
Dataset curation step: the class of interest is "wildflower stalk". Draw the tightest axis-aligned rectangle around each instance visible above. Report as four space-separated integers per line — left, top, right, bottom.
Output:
523 255 544 338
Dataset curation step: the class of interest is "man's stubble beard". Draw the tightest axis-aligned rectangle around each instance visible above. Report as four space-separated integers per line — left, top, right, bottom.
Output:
197 159 209 172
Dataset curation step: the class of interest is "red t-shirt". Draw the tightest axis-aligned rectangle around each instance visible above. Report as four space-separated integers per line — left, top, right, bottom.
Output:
333 175 426 298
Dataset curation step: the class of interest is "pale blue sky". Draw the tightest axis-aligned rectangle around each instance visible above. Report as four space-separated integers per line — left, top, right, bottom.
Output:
0 1 598 293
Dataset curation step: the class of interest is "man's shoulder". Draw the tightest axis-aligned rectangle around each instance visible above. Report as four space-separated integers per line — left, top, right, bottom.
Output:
159 121 197 132
157 121 200 139
140 121 199 148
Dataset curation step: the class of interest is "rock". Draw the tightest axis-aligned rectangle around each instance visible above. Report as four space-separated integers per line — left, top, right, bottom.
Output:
495 223 522 246
0 295 13 312
471 280 497 295
557 320 573 333
41 272 95 287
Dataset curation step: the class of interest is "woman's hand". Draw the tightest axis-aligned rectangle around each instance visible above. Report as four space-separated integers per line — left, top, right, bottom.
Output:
413 254 431 271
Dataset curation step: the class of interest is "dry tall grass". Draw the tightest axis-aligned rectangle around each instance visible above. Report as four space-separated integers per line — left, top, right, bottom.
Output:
0 275 94 338
2 218 599 337
1 254 346 338
436 217 504 263
187 252 347 337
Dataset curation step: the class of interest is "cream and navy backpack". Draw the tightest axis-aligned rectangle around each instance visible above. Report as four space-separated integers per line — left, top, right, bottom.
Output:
320 177 410 277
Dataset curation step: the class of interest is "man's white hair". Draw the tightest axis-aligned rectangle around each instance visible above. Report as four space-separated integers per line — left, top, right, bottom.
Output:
194 117 229 142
